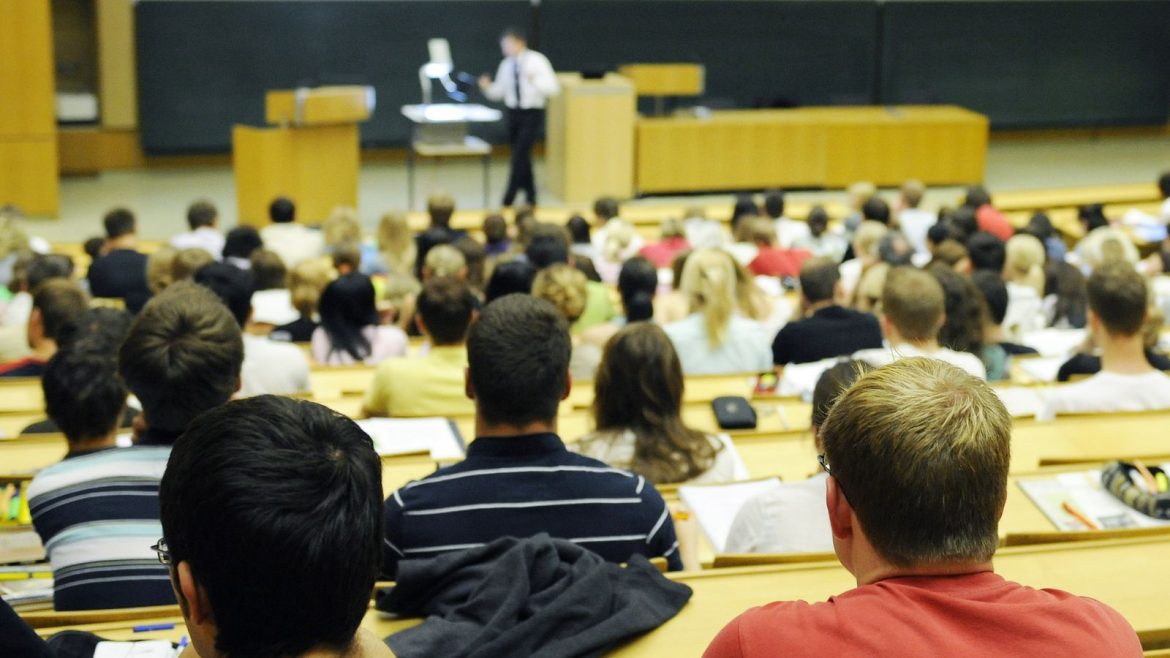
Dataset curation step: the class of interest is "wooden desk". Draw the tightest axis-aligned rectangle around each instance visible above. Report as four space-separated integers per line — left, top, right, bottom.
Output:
636 106 988 194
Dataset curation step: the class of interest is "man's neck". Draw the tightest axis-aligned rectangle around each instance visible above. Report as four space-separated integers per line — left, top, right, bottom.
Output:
67 432 118 456
804 299 835 315
29 339 56 361
886 328 940 352
106 235 137 251
475 417 557 438
1099 333 1154 375
984 323 1007 344
854 559 995 587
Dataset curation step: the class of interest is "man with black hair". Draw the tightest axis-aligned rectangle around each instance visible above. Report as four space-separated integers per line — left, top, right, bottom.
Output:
971 271 1038 359
480 27 559 207
364 277 477 417
526 223 615 330
861 196 891 225
763 188 810 249
88 207 152 312
27 282 243 610
170 199 225 258
966 231 1006 273
260 196 324 268
194 262 310 396
383 294 682 576
0 279 88 377
771 257 882 368
37 345 126 455
159 396 391 658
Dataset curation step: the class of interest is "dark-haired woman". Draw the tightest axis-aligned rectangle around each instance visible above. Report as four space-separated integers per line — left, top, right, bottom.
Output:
311 273 406 365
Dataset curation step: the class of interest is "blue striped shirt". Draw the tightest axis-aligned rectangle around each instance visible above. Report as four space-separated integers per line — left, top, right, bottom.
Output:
26 446 175 611
383 433 682 576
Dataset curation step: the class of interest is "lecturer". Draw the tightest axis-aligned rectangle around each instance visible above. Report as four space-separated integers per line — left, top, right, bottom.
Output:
479 27 559 208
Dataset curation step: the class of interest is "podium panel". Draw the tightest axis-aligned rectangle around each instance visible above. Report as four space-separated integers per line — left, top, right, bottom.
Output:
547 73 636 204
0 0 57 216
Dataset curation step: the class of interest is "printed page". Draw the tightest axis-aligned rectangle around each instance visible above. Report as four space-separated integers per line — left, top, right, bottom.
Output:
356 418 465 460
679 478 782 552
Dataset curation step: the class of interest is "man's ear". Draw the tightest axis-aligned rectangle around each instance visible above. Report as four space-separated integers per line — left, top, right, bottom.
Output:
464 367 475 401
826 477 854 542
561 371 572 401
177 561 214 626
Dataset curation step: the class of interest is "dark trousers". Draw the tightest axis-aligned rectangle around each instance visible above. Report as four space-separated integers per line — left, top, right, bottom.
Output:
504 108 542 206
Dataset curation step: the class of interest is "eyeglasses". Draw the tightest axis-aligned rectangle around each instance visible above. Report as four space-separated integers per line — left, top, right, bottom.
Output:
151 538 173 565
817 453 831 475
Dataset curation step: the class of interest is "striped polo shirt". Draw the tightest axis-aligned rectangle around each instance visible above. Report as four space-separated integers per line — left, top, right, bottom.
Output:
26 445 175 611
383 433 683 577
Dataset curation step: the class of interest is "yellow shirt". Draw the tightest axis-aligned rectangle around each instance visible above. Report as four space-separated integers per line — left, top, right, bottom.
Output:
363 345 474 417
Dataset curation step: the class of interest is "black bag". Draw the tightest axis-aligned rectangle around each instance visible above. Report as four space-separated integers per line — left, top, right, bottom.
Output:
712 396 757 430
1101 461 1170 520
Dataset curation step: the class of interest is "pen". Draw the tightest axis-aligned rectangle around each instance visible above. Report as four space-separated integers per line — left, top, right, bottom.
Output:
1132 460 1160 495
134 623 176 632
1061 501 1098 530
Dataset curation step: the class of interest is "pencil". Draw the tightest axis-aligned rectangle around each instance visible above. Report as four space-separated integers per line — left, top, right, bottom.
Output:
1132 460 1160 495
1061 501 1098 530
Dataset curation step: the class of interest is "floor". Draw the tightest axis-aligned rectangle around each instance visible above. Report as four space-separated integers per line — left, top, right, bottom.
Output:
23 132 1170 243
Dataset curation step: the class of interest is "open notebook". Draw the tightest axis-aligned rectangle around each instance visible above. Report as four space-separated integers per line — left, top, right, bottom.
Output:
1017 465 1170 531
355 418 465 461
678 478 782 552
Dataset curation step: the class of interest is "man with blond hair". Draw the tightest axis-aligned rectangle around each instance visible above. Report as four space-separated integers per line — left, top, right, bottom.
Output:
853 266 986 378
705 358 1141 657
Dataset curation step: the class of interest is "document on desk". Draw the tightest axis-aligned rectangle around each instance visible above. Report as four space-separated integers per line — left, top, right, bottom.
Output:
1017 467 1170 531
991 386 1046 418
679 478 781 552
1015 356 1065 384
356 418 465 461
93 641 176 658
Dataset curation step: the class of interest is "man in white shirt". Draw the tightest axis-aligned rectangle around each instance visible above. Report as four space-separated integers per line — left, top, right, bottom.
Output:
1039 263 1170 420
853 267 987 379
894 179 936 260
259 197 324 269
763 189 809 249
479 27 559 207
170 200 225 259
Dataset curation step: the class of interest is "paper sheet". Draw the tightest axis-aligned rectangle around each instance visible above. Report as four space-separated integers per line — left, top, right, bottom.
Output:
355 418 465 461
778 358 836 399
1016 466 1170 532
93 641 177 658
991 386 1045 419
679 478 782 552
1019 328 1086 358
1016 356 1065 384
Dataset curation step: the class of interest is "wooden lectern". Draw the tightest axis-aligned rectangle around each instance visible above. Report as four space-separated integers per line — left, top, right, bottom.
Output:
546 73 636 204
233 86 373 226
0 0 58 217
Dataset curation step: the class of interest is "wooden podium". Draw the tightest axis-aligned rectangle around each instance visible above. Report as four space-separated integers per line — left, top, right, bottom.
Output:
0 0 58 217
546 73 636 204
233 86 373 226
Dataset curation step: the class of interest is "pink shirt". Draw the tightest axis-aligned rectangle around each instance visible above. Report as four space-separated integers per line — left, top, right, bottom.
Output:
310 325 408 366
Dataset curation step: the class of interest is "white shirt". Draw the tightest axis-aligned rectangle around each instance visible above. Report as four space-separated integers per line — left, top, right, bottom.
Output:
724 472 833 554
260 223 325 269
897 208 936 257
483 49 559 110
250 288 299 326
240 333 312 397
311 325 408 366
793 232 847 264
853 342 987 379
1004 282 1045 338
664 313 772 375
574 430 748 485
170 227 225 259
774 217 811 250
1038 370 1170 421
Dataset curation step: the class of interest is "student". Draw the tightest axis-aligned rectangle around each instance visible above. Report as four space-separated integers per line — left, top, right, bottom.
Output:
772 257 882 369
159 396 391 658
793 206 847 264
363 277 476 417
170 247 215 284
383 294 681 576
965 185 1014 241
27 282 243 610
894 179 934 258
271 257 334 343
746 218 812 280
36 344 126 457
763 188 810 249
966 231 1006 273
312 273 407 366
525 222 615 332
483 213 512 257
576 322 744 484
705 358 1141 657
0 279 88 377
580 255 658 348
0 599 51 658
87 207 152 312
1040 264 1170 419
532 263 603 380
366 211 417 276
170 199 225 257
852 267 987 378
195 262 311 395
249 248 299 328
260 196 324 268
221 225 263 270
638 217 690 269
930 266 987 373
1002 233 1047 336
838 220 887 301
971 271 1038 381
484 258 536 303
664 249 772 375
725 361 867 554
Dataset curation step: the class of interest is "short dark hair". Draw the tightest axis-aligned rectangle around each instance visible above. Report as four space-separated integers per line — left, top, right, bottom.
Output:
250 249 288 290
799 257 840 304
467 294 570 426
593 197 620 222
484 259 536 303
427 193 456 228
417 277 476 345
763 189 785 219
811 360 868 429
617 256 657 323
33 280 88 343
964 185 992 208
501 26 527 42
948 206 978 242
186 200 218 230
525 223 570 268
43 345 127 443
483 214 508 244
269 197 296 224
971 270 1009 326
566 215 591 245
926 221 956 247
119 282 243 435
26 254 74 289
160 396 382 658
222 226 263 260
1159 172 1170 199
861 196 890 224
70 307 133 353
103 208 136 239
966 232 1006 272
415 226 454 280
1087 263 1147 337
194 262 254 327
1078 204 1109 232
331 242 361 273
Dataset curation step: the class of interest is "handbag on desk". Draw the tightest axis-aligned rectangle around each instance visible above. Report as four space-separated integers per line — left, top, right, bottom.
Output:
1101 461 1170 520
711 396 757 430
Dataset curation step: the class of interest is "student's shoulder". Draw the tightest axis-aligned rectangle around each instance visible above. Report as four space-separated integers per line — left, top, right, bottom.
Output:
706 600 821 657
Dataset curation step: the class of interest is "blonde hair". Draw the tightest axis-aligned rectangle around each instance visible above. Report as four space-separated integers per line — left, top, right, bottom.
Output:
423 244 466 279
171 248 215 283
602 218 636 262
854 262 889 314
848 181 877 209
679 248 737 348
0 211 30 260
852 221 888 260
146 245 178 294
323 207 362 247
660 217 685 239
881 267 945 341
1004 234 1045 296
744 217 776 246
532 263 588 323
289 257 336 317
377 212 417 276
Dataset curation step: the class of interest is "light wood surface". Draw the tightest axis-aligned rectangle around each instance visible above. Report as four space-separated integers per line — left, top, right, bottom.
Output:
265 87 372 127
617 63 705 97
0 0 58 216
546 73 636 203
636 105 988 194
96 0 137 130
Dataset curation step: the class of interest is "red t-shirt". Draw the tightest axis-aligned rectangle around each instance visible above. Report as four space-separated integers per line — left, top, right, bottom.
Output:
977 205 1015 241
638 237 690 269
748 246 812 278
704 571 1141 658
